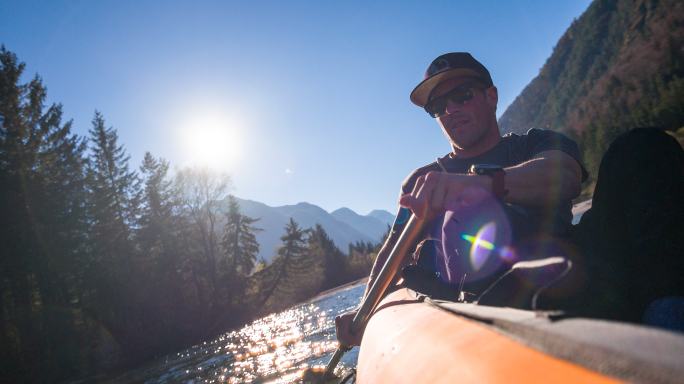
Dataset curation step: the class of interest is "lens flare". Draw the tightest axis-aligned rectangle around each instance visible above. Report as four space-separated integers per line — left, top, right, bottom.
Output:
441 198 513 284
461 222 497 271
498 245 518 263
460 234 495 251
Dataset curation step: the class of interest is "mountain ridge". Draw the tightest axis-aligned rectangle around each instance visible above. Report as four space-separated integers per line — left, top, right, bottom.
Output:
224 197 394 262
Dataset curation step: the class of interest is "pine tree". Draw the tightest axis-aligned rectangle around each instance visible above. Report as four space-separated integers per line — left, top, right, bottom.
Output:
137 152 202 350
138 152 178 267
27 105 90 314
138 153 183 289
347 240 377 280
221 195 261 280
84 111 143 346
0 46 91 382
86 111 141 265
307 224 345 291
257 218 316 308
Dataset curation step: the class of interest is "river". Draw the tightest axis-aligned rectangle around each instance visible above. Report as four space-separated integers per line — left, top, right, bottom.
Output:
109 282 365 383
107 204 592 383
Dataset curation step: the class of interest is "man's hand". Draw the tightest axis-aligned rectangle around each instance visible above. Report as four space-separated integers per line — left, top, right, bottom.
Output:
399 171 490 218
334 310 363 347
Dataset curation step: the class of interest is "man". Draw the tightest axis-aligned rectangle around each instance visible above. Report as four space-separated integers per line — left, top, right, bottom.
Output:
336 52 586 346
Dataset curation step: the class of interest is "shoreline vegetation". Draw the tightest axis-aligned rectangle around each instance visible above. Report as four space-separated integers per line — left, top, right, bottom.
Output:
0 47 385 383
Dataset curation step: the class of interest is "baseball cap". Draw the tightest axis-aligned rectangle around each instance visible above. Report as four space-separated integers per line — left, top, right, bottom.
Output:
410 52 494 107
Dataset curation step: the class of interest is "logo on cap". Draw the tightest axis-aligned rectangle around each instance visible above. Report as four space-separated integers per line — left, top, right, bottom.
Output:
427 58 453 77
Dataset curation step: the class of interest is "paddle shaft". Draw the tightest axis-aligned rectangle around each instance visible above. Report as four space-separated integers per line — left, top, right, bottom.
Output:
323 213 427 376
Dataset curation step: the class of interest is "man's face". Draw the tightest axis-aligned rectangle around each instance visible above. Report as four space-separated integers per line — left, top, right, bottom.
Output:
429 77 498 151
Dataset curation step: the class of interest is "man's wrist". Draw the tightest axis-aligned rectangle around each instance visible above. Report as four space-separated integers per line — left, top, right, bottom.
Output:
468 164 508 199
457 173 492 193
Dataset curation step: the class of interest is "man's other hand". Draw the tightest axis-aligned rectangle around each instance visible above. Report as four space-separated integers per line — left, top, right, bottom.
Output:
334 310 363 347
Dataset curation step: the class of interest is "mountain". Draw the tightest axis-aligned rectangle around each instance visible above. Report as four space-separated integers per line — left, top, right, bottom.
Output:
368 209 396 226
224 197 394 262
331 207 391 241
498 0 684 178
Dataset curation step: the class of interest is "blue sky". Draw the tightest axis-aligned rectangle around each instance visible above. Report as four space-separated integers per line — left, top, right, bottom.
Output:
1 0 592 214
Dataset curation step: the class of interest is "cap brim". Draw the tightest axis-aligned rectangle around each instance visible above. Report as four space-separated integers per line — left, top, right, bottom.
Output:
410 68 485 107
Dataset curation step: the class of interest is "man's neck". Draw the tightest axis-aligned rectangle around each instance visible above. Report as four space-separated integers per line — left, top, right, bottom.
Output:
451 124 501 159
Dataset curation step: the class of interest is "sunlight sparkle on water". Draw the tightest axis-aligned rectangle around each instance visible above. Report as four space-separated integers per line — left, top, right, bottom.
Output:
144 302 343 383
119 283 365 383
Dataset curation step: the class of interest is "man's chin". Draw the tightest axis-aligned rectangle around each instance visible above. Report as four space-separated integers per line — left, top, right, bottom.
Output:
448 136 480 152
447 131 472 146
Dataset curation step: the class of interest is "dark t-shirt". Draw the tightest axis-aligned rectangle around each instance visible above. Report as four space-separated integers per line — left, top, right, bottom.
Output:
395 128 587 239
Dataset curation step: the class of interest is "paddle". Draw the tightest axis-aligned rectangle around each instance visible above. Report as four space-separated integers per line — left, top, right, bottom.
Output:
302 213 428 383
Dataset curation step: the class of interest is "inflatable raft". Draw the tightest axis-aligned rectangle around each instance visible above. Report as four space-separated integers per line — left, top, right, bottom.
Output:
355 288 684 384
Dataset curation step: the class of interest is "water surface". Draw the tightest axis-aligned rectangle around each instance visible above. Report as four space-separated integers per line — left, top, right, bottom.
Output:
112 283 365 383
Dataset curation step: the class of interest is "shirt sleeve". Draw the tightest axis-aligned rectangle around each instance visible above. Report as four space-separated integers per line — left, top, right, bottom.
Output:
392 165 434 247
401 162 442 194
525 128 589 181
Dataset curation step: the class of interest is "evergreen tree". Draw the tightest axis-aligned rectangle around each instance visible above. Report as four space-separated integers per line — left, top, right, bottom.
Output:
86 111 141 264
136 152 205 351
307 224 346 291
84 111 143 349
0 46 91 382
347 240 377 279
257 218 318 308
138 152 178 268
138 154 180 288
221 195 261 280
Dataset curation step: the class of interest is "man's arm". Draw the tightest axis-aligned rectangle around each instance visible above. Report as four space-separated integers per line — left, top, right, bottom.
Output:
336 150 582 346
504 150 583 205
400 150 583 217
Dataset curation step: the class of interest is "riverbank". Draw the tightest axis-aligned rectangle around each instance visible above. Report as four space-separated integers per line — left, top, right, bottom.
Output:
308 277 369 303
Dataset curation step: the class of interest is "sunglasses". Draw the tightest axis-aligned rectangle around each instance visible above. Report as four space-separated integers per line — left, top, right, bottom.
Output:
424 83 484 118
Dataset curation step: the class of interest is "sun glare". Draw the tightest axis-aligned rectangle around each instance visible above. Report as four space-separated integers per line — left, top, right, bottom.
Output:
179 109 243 171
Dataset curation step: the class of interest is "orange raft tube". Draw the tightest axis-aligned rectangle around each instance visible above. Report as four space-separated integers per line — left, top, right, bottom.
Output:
355 288 684 384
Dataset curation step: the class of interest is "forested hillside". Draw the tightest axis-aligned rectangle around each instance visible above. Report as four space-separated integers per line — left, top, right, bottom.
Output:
499 0 684 179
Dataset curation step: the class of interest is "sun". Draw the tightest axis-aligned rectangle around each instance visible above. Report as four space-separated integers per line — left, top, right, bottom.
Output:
180 109 242 171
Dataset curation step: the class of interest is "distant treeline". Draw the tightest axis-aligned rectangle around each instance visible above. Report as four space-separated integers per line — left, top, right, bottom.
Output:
0 47 382 383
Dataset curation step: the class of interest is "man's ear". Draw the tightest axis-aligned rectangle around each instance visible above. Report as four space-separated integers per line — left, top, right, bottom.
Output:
485 86 498 110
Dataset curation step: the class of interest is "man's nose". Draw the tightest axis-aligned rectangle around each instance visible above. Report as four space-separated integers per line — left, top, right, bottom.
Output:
444 98 462 116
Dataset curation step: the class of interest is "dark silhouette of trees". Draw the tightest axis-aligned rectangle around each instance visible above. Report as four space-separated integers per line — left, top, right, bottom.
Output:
347 240 377 279
222 195 261 278
0 46 382 383
84 112 145 355
0 46 91 382
136 152 193 350
175 167 230 313
257 218 311 309
308 224 347 291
